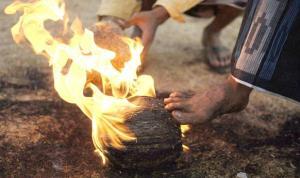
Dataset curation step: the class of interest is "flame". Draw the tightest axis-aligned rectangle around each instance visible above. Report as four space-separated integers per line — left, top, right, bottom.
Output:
180 125 190 152
5 0 155 164
180 125 190 137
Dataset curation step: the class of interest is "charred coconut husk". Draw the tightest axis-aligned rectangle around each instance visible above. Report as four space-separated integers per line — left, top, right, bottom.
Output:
106 96 183 170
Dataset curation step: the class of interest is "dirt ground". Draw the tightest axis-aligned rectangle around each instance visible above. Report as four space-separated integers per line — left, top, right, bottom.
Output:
0 0 300 177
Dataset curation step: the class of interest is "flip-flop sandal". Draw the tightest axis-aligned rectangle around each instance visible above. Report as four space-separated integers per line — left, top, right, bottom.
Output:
204 45 231 74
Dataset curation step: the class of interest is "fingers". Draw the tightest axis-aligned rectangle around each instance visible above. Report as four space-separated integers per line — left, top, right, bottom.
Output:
124 13 142 28
125 12 156 55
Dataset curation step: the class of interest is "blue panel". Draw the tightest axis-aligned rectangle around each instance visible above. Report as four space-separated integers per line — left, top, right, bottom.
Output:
259 0 300 80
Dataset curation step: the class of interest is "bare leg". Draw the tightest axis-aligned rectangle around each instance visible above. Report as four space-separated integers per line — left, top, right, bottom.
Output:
164 76 252 124
203 5 242 73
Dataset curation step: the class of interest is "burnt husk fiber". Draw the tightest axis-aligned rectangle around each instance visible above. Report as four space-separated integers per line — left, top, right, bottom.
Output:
106 96 183 170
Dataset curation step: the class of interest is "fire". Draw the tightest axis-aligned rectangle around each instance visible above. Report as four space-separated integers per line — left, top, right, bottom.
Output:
181 125 190 152
4 0 155 164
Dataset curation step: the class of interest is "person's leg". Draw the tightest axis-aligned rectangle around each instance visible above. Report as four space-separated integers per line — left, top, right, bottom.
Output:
202 5 242 72
164 76 252 124
141 0 156 10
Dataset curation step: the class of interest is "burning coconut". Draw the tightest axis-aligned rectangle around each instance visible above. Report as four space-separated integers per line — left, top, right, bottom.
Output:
4 0 185 170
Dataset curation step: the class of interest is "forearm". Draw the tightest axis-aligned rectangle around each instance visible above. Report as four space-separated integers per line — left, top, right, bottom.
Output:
151 6 170 25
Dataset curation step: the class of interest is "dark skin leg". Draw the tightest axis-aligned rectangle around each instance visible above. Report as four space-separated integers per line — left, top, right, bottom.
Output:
164 76 252 124
141 0 156 10
129 2 242 72
202 5 242 70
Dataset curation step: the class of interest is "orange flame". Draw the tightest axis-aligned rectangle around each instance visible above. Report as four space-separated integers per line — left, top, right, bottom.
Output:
5 0 155 164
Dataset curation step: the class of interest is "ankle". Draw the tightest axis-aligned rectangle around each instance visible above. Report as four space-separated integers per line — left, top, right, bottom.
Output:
202 27 221 45
227 76 252 98
204 25 222 35
221 76 252 114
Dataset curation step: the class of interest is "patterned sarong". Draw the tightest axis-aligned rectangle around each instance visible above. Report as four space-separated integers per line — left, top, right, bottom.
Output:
232 0 300 103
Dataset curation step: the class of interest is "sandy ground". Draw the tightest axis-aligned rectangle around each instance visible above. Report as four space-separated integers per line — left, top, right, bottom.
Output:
0 0 299 177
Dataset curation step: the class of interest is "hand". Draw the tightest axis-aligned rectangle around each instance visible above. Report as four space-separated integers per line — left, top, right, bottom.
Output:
126 6 169 58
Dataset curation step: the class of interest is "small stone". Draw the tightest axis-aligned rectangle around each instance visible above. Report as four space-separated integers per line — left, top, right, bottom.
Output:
236 172 248 178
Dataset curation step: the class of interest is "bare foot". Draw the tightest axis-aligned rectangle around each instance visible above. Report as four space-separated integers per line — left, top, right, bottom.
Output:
202 28 231 73
164 76 252 124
